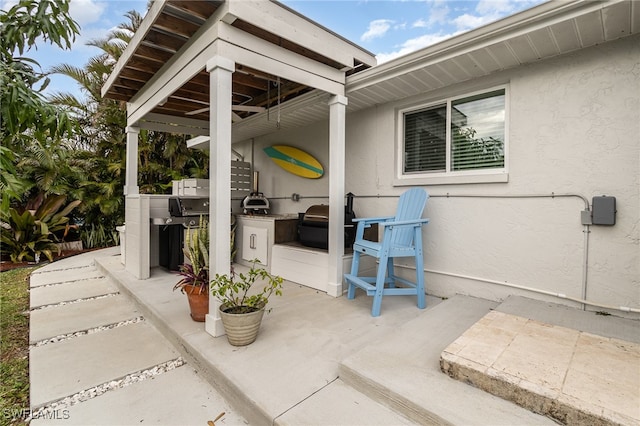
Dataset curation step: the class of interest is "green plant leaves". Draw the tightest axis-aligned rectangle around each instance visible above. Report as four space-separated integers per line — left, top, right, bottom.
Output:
0 194 80 263
210 261 284 311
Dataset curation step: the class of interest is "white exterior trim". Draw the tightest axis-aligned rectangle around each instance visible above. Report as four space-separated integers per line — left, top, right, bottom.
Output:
205 56 235 338
327 95 348 297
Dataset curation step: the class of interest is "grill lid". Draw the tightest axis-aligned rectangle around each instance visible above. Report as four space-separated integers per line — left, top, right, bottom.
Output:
169 197 209 217
303 205 329 222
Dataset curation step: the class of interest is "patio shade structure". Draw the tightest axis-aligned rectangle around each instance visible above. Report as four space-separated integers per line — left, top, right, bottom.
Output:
101 0 376 337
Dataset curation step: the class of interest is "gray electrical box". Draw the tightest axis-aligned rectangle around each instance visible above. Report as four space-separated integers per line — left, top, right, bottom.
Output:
592 196 616 225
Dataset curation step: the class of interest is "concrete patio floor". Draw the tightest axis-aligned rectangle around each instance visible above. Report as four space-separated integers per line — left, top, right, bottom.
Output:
29 247 639 425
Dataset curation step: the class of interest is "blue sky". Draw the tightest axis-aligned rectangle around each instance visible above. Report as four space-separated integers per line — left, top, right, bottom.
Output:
2 0 546 97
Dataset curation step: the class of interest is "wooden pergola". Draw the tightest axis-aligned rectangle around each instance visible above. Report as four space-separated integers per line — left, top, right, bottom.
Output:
102 0 376 336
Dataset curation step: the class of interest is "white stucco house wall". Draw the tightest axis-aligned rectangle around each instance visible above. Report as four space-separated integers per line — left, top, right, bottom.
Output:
231 1 640 319
103 0 639 337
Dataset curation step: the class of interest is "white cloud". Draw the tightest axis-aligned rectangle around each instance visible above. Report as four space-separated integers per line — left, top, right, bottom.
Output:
412 18 428 28
1 0 19 10
70 0 107 27
476 0 519 15
452 13 493 31
450 0 541 32
376 31 462 64
361 19 394 42
425 0 451 27
394 22 407 31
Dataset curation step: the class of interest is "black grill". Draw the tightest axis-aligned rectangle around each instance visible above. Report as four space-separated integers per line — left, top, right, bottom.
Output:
298 193 356 249
159 197 209 271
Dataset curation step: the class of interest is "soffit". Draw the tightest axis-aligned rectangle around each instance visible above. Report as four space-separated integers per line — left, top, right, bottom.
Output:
346 0 639 110
236 0 640 143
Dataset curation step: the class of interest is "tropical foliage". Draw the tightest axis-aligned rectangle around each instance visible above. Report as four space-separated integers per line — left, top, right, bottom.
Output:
81 224 120 249
174 216 210 293
49 8 209 228
0 195 81 263
1 1 210 263
0 0 79 210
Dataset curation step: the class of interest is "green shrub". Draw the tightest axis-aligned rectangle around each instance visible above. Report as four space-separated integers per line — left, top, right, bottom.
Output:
0 195 80 263
80 223 119 249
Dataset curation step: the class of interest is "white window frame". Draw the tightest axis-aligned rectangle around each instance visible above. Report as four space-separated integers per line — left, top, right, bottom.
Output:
395 85 509 186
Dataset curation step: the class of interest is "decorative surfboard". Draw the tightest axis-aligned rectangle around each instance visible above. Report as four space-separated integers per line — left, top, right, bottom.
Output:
263 145 324 179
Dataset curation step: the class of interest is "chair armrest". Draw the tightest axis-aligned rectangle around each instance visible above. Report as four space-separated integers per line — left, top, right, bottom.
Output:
352 216 395 225
378 218 430 228
352 216 394 242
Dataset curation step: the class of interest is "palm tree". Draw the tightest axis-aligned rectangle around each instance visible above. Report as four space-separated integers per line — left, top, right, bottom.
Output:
0 0 79 210
49 8 208 231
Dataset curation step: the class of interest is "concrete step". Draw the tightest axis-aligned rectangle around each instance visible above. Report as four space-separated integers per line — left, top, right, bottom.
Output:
28 257 248 425
30 277 118 308
339 295 556 425
29 294 141 343
31 366 246 426
275 378 415 425
30 267 105 288
30 321 180 408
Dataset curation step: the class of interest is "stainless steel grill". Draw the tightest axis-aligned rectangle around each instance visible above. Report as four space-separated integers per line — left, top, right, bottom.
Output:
151 197 209 227
169 197 209 222
154 197 210 271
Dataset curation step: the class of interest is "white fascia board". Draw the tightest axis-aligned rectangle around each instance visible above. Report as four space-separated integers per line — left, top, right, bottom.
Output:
127 41 218 126
137 113 209 136
186 135 209 149
217 24 345 87
128 35 344 127
143 112 209 129
128 15 346 126
229 0 376 69
102 0 167 98
125 14 229 126
216 39 345 96
347 0 606 92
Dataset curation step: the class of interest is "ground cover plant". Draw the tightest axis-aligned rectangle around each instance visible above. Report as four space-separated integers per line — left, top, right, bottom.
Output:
0 266 36 426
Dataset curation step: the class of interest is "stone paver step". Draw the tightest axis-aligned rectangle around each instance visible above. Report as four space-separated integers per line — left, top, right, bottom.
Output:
29 294 140 343
441 307 640 425
339 295 555 425
30 321 180 408
31 367 247 426
30 277 118 308
30 267 104 288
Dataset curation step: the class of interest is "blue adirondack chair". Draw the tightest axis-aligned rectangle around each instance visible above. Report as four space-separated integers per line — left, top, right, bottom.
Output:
344 188 429 316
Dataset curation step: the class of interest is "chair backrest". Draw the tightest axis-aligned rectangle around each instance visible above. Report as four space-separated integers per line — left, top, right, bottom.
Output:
390 188 428 248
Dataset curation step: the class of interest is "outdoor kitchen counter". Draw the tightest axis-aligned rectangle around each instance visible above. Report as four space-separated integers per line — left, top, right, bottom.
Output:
236 213 299 220
235 214 299 271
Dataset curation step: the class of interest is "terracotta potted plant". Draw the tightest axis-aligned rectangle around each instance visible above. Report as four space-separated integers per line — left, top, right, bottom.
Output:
174 216 209 322
210 260 283 346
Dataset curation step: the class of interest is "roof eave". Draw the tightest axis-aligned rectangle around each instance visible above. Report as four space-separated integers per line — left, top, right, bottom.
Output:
346 0 614 92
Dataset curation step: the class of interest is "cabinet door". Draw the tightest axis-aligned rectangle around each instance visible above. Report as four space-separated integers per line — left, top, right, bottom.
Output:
242 226 268 265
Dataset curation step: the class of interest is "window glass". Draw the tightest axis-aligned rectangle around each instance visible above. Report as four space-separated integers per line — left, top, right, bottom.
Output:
404 104 446 173
401 88 506 176
451 90 505 171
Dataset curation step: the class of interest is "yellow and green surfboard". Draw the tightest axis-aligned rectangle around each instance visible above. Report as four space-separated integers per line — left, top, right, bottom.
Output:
263 145 324 179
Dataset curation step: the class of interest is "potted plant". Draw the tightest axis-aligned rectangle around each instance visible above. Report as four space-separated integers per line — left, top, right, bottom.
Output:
210 260 283 346
173 216 209 322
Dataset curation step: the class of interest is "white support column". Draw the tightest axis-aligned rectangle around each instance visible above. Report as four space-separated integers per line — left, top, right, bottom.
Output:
205 56 235 337
327 95 348 297
124 126 140 195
